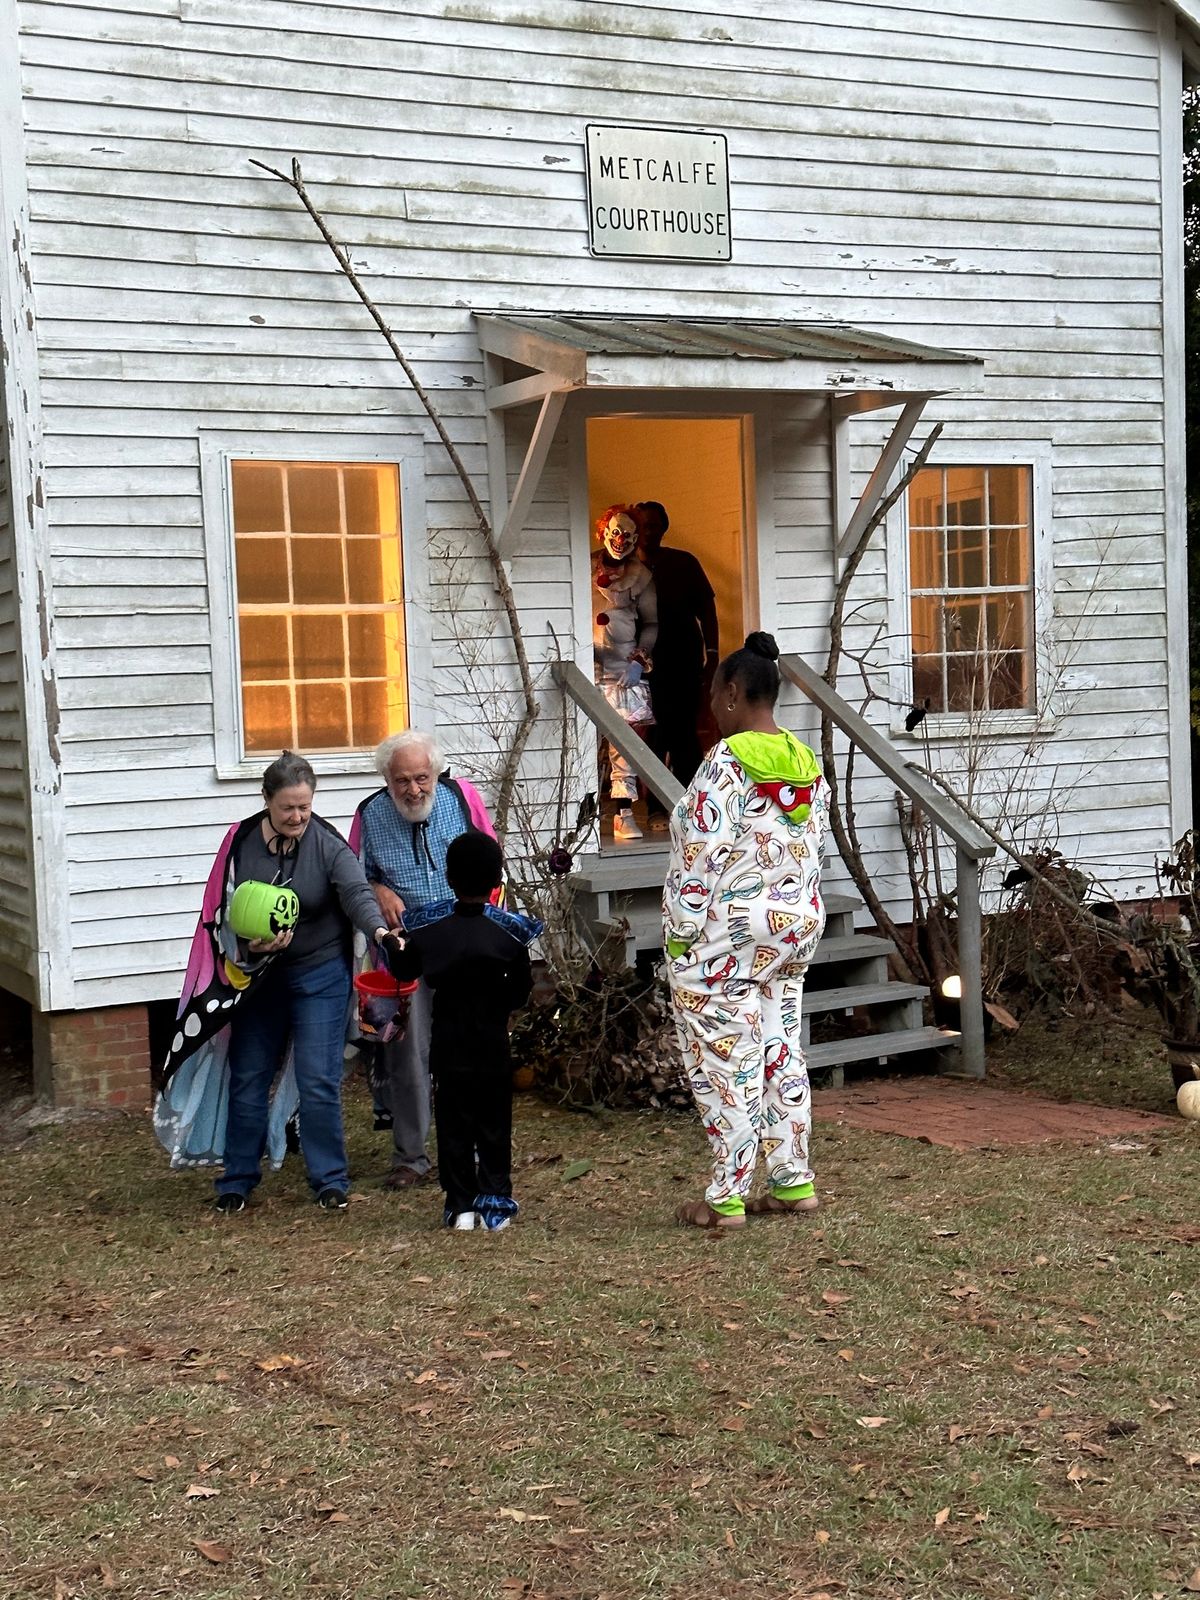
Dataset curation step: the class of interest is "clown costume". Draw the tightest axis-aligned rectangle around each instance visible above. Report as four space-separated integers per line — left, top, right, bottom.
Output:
592 504 658 841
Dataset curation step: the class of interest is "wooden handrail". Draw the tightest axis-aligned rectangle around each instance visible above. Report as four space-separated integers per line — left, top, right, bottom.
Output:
780 651 993 1079
779 654 995 861
551 660 684 811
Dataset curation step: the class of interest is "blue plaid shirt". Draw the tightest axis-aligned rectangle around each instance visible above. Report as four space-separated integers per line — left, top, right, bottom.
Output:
358 783 474 910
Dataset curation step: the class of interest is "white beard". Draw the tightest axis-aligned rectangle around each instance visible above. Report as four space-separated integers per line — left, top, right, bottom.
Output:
393 790 436 824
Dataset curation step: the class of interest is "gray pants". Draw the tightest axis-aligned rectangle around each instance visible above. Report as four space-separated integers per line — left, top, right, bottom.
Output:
382 977 433 1174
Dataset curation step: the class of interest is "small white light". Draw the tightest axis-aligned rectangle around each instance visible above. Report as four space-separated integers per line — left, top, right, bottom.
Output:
941 974 963 1000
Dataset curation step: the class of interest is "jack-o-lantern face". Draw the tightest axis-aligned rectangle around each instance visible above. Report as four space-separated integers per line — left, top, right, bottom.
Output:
269 889 299 934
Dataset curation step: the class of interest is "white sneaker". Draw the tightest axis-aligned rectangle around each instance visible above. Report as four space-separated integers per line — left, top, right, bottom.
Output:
452 1212 477 1231
613 811 643 842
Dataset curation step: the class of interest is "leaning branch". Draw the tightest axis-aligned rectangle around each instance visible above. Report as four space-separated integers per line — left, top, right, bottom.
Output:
249 156 538 833
817 424 945 982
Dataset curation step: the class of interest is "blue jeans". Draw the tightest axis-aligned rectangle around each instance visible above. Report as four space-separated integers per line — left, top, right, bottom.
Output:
217 954 351 1198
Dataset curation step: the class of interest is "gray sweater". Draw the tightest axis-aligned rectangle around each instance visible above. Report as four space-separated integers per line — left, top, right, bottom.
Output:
236 816 381 970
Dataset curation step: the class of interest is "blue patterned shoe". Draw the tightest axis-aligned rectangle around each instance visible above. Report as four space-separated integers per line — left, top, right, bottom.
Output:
475 1194 519 1232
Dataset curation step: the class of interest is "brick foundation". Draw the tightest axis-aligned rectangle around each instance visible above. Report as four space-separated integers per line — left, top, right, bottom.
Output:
32 1002 152 1110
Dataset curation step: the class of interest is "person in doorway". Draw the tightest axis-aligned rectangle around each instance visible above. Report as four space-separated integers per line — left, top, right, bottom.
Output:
382 831 540 1232
350 731 495 1189
637 500 719 825
662 633 829 1230
155 751 391 1213
592 504 658 842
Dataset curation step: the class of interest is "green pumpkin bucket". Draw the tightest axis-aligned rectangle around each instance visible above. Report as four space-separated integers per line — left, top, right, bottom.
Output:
228 880 300 943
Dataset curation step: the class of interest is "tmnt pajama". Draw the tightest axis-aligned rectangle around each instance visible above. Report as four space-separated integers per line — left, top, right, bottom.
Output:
662 732 830 1214
672 973 813 1209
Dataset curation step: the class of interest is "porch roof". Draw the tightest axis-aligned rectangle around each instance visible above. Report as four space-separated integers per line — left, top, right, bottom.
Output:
475 313 984 410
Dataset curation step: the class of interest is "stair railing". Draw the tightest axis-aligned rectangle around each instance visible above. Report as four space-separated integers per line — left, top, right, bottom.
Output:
552 660 684 811
553 654 995 1079
779 653 995 1079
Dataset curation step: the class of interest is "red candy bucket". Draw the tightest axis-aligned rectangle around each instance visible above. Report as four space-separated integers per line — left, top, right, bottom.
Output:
354 970 419 1044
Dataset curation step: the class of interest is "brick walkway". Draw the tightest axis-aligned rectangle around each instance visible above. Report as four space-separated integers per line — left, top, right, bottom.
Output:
812 1077 1176 1150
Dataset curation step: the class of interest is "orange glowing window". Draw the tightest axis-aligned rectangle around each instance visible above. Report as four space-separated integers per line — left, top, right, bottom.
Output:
231 460 407 754
908 464 1035 716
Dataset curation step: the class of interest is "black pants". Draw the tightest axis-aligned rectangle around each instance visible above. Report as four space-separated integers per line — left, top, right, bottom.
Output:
648 669 704 807
432 1053 513 1215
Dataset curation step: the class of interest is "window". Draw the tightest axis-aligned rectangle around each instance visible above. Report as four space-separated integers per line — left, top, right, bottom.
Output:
907 464 1035 715
230 460 408 753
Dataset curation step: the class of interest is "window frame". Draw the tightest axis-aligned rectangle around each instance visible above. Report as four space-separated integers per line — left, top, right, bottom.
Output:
886 440 1053 740
201 430 432 780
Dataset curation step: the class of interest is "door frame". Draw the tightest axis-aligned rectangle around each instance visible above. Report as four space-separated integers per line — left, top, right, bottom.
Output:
564 390 777 849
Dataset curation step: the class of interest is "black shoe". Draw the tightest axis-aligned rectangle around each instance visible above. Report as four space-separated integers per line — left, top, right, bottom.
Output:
214 1193 246 1215
316 1188 349 1211
373 1109 394 1131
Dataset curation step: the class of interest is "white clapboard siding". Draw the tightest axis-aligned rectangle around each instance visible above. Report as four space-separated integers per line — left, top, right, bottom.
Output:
0 410 36 981
4 0 1187 998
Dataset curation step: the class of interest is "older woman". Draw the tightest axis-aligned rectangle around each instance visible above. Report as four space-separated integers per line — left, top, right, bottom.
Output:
155 751 389 1213
662 633 829 1230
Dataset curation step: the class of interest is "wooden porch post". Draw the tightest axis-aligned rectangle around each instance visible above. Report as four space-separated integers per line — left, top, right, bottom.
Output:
955 844 986 1079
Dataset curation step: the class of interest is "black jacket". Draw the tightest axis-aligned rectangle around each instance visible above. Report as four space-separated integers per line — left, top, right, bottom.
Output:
384 901 535 1071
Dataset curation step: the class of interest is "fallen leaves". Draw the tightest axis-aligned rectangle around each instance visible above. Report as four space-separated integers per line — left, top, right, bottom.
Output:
1185 1571 1200 1595
183 1483 220 1500
193 1540 231 1564
255 1353 303 1372
821 1290 853 1307
933 1507 950 1527
498 1507 550 1524
856 1417 890 1429
562 1160 594 1181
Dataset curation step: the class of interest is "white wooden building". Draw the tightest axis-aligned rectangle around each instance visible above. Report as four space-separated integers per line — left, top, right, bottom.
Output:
0 0 1195 1099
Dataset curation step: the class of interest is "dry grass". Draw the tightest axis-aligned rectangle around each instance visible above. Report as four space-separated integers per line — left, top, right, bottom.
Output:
1 1077 1198 1600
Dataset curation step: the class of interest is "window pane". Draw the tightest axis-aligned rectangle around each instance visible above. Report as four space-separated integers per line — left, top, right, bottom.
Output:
243 684 293 752
943 467 986 527
943 595 984 652
990 652 1028 711
293 613 346 681
990 525 1030 587
231 462 285 534
351 680 389 745
987 593 1027 652
946 527 986 588
988 466 1029 526
291 538 345 604
909 470 943 529
910 595 941 656
912 655 944 713
946 653 986 714
908 527 942 589
346 539 385 605
296 681 349 749
287 465 342 534
348 611 400 677
235 536 290 604
239 614 290 682
344 465 401 536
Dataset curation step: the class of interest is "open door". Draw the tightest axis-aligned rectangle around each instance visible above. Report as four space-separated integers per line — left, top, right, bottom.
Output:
586 414 750 849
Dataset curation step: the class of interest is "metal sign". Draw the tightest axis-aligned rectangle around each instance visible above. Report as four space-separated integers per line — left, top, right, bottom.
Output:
585 125 731 262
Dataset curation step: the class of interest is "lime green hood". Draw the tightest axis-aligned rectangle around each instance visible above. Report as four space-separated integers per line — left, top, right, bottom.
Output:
725 730 821 823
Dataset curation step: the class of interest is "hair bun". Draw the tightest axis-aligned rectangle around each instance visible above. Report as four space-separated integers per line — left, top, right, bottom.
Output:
743 631 780 662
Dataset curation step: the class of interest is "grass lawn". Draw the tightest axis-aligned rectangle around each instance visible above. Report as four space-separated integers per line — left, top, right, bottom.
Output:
0 1079 1198 1600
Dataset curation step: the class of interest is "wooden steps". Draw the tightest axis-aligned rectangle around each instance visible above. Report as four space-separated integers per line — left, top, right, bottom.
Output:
572 847 960 1082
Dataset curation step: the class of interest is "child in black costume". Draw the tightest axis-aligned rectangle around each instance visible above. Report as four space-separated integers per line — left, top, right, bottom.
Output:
383 831 540 1232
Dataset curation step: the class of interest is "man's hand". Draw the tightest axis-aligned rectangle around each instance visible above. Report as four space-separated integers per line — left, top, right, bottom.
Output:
248 928 294 955
372 883 405 929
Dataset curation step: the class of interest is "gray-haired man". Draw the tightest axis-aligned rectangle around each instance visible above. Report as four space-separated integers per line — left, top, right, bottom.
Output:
351 731 496 1187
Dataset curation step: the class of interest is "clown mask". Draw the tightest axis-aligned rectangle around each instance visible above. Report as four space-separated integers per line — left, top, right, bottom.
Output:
597 506 639 563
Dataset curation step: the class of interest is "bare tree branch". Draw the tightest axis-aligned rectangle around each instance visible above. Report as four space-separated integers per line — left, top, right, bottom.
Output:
817 424 944 983
250 155 538 833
